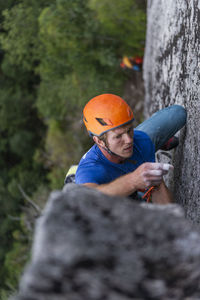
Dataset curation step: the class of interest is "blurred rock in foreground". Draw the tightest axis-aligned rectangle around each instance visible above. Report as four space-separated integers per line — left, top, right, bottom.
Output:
13 184 200 300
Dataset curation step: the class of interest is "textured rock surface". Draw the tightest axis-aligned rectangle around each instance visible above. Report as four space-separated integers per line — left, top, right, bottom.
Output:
14 184 200 300
143 0 200 223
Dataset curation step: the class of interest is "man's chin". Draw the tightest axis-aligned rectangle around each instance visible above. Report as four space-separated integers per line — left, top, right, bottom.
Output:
122 149 133 158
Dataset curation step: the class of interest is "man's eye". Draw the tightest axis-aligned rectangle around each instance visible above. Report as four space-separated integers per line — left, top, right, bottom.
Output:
115 135 121 139
128 129 133 134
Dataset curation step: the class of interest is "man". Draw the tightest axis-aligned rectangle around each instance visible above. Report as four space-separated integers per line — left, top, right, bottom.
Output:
75 94 187 203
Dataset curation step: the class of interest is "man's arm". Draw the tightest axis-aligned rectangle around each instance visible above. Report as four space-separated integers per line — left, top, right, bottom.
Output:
151 181 173 204
84 172 139 197
83 162 172 203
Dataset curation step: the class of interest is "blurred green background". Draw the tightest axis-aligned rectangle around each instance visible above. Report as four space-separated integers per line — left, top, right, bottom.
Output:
0 0 146 297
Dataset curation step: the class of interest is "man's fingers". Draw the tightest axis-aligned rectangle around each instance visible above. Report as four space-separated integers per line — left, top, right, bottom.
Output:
162 163 174 171
147 169 163 176
146 163 163 170
145 180 162 189
146 163 174 172
144 177 163 186
137 162 174 190
151 179 163 185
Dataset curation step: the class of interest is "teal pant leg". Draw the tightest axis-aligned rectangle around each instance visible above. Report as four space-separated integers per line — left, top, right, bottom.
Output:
136 105 187 151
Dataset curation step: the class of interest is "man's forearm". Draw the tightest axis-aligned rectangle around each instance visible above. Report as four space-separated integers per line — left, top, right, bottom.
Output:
84 172 137 197
83 163 173 201
152 181 173 204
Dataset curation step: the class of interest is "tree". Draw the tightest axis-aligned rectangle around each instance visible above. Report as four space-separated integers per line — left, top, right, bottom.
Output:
0 1 48 293
89 0 146 56
37 0 123 120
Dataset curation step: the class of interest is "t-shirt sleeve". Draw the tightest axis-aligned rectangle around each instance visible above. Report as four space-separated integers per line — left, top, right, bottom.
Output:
75 163 109 184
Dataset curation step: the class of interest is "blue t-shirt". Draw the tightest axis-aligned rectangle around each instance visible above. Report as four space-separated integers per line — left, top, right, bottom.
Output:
75 130 155 185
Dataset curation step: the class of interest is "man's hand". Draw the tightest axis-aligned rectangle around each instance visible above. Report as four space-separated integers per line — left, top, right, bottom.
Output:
83 162 173 199
131 162 173 191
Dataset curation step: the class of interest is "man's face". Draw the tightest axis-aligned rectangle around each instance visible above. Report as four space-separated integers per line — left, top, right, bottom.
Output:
106 123 134 158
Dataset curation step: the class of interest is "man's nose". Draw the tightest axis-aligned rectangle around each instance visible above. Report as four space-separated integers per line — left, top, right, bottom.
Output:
123 133 133 143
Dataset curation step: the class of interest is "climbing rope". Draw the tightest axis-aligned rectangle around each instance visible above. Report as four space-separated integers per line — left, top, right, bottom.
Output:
142 186 156 203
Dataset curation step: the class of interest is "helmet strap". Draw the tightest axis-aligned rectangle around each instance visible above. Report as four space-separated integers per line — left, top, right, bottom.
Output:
93 135 126 161
101 142 126 161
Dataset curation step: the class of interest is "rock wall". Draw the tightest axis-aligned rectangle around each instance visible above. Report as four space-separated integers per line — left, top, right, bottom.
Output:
13 184 200 300
143 0 200 223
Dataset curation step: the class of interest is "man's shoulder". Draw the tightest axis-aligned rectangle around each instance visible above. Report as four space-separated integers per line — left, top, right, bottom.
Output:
79 144 101 164
134 129 152 141
134 129 154 148
133 130 155 162
76 145 110 184
77 144 109 174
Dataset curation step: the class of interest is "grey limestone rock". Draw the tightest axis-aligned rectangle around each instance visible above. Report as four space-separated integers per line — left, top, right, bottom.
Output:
14 184 200 300
143 0 200 223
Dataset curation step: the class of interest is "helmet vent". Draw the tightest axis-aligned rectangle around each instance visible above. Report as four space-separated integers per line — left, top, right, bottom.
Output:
96 118 110 126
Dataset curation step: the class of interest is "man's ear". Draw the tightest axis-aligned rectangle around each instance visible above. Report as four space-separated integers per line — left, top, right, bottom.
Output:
93 136 105 147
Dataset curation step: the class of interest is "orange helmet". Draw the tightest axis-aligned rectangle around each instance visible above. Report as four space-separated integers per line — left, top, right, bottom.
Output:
83 94 134 136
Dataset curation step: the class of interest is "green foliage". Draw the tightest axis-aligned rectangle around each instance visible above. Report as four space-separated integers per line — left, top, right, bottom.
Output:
1 4 39 72
89 0 146 56
37 0 123 119
0 289 14 300
0 1 47 294
44 119 91 188
4 241 28 289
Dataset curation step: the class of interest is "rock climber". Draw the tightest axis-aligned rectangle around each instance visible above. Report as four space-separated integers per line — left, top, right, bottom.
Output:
69 94 187 203
120 56 143 71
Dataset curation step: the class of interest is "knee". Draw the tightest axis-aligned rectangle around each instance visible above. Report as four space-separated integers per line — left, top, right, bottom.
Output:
170 105 187 125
